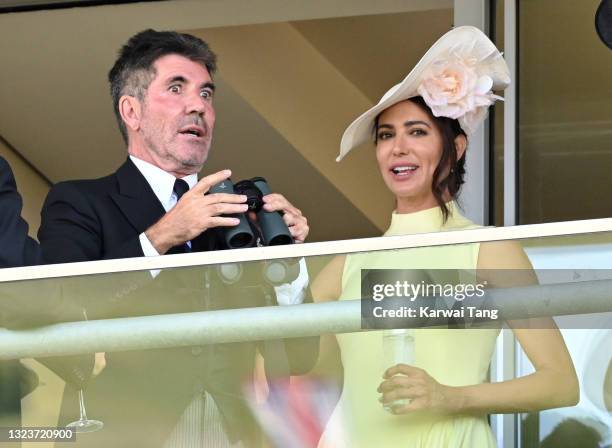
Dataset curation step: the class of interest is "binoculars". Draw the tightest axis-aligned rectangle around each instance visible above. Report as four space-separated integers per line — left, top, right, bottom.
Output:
209 177 293 249
209 177 299 287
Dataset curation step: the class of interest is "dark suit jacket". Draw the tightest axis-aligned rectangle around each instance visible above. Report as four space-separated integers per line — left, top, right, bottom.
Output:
0 156 43 426
38 158 317 447
0 156 41 268
0 156 78 328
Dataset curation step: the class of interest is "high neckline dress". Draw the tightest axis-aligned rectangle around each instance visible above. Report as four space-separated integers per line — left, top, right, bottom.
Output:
321 203 499 448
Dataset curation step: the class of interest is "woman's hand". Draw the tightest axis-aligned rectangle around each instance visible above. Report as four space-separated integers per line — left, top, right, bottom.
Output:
377 364 461 414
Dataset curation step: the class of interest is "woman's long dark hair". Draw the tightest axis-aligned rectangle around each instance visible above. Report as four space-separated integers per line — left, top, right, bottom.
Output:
374 96 467 222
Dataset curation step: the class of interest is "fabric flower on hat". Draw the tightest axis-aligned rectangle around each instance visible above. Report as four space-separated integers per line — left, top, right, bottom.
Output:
417 55 503 135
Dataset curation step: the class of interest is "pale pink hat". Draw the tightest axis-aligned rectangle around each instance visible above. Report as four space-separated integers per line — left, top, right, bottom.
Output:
337 26 510 162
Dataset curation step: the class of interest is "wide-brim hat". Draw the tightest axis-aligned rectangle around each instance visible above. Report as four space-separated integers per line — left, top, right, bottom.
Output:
337 26 510 162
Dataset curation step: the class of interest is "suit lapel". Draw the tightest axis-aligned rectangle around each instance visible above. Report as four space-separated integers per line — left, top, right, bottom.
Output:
110 158 167 234
110 158 219 254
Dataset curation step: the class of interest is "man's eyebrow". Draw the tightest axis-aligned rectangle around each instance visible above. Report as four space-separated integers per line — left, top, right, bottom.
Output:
202 82 215 92
167 75 187 85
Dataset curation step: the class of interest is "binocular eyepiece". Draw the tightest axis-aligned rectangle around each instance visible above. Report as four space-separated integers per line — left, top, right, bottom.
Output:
209 177 293 249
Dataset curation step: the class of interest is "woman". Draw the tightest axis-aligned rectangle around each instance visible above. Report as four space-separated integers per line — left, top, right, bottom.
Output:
313 26 578 447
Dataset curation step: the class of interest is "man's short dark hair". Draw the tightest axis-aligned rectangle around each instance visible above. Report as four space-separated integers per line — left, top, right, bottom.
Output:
108 29 217 144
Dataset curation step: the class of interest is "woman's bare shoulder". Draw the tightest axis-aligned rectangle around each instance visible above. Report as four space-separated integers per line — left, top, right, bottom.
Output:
478 240 533 270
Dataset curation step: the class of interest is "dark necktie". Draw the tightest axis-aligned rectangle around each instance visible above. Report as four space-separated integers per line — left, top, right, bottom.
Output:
173 178 190 201
173 178 192 253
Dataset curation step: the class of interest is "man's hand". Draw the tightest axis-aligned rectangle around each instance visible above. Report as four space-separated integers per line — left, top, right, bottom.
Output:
261 194 309 243
145 170 248 254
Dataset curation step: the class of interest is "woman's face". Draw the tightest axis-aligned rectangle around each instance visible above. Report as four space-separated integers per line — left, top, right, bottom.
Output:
375 100 444 212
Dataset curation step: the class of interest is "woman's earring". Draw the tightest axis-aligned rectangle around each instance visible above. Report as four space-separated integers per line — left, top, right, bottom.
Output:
450 168 455 174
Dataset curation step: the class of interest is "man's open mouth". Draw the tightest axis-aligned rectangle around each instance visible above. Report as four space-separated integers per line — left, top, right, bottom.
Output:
179 126 205 138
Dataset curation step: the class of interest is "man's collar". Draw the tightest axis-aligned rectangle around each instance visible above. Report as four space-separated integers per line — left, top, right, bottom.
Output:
129 156 198 209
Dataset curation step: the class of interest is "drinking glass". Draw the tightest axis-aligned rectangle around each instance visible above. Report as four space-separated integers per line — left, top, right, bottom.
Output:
66 388 103 433
382 329 415 412
66 310 103 433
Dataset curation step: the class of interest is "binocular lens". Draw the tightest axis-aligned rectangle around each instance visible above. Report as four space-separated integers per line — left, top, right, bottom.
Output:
263 260 300 285
228 231 255 249
267 234 293 246
264 261 287 284
217 263 243 284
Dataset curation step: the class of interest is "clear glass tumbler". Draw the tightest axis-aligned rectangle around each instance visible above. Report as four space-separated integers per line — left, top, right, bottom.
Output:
382 329 415 412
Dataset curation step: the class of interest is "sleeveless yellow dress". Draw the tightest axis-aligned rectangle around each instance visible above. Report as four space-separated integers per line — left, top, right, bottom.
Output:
323 203 499 448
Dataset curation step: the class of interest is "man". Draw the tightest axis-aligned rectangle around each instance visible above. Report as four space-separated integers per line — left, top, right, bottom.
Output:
38 30 316 447
39 30 307 262
0 156 41 268
0 155 42 428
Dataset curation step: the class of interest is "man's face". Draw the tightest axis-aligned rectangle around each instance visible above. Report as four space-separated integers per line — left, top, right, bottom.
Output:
136 54 216 176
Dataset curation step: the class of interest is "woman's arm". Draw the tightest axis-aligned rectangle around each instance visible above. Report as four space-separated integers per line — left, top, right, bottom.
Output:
447 327 578 413
469 240 579 412
379 240 579 414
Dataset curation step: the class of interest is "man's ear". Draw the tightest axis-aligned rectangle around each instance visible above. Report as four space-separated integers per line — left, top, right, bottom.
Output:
454 134 467 161
118 95 142 133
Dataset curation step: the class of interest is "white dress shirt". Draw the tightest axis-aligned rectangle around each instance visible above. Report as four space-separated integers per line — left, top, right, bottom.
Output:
131 155 197 256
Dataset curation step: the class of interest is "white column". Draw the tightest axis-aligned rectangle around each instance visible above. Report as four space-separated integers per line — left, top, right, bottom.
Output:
454 0 490 225
504 0 518 227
